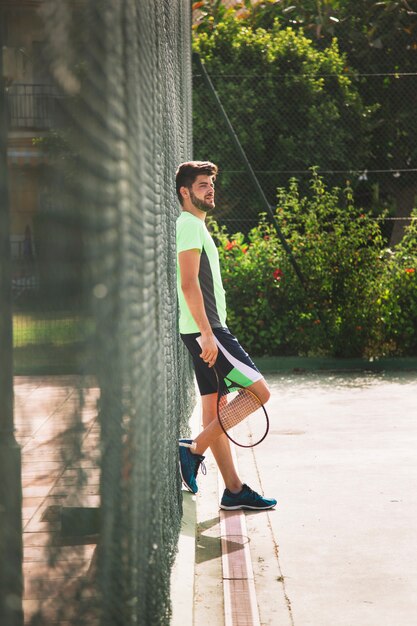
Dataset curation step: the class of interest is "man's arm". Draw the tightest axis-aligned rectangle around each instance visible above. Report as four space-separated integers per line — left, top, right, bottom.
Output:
178 248 218 367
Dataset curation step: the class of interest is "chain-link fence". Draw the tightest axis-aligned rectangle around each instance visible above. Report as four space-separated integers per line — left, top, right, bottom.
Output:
190 12 417 360
2 1 194 625
193 34 417 246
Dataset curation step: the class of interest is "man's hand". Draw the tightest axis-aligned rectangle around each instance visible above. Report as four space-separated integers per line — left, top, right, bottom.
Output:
199 333 218 368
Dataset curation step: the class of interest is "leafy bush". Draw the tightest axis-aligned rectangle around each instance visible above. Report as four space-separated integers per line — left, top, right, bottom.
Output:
374 210 417 355
210 170 407 358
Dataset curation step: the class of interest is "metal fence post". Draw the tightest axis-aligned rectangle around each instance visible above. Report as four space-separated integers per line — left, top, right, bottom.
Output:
0 39 24 626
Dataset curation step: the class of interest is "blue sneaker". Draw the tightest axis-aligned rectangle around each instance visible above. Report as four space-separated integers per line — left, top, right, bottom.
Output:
220 484 277 510
179 439 206 494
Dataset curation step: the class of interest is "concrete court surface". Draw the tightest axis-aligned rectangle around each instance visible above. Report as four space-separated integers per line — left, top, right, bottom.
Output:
232 370 417 626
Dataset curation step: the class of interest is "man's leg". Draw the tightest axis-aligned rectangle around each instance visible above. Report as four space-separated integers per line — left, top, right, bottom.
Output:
179 378 277 509
201 392 242 493
193 377 270 456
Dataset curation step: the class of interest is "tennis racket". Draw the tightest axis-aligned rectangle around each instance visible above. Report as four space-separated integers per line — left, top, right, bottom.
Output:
212 363 269 448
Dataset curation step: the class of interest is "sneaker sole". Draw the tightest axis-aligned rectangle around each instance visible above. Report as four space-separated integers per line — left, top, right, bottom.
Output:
220 503 276 511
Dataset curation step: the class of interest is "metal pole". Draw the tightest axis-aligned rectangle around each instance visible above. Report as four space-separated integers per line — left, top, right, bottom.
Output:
193 53 307 289
193 54 331 335
0 37 24 626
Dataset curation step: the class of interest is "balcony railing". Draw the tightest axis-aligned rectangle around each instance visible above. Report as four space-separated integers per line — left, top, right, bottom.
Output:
7 83 64 130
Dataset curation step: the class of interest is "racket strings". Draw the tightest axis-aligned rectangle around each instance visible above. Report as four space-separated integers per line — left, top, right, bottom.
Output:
218 388 262 431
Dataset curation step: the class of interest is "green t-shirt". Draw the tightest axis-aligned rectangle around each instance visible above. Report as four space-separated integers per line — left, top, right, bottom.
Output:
176 211 227 334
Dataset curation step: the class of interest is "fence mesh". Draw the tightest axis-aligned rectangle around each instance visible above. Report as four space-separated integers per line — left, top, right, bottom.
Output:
193 52 417 245
190 9 417 360
2 1 194 625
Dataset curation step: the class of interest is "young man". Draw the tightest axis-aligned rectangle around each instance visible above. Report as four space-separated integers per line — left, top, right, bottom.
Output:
176 161 276 511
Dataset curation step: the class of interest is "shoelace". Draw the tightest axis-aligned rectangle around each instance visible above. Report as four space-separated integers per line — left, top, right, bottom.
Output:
194 456 207 476
242 484 258 500
180 441 207 476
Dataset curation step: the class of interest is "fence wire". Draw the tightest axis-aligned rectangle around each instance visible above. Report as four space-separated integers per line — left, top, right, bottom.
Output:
193 67 417 245
3 1 194 625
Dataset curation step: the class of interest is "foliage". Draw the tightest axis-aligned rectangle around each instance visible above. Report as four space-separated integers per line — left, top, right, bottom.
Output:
192 0 237 31
193 0 417 212
194 1 417 58
299 1 417 199
374 208 417 354
193 12 375 219
209 170 416 358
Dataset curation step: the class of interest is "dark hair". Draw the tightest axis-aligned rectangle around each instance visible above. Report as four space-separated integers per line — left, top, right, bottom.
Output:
175 161 218 205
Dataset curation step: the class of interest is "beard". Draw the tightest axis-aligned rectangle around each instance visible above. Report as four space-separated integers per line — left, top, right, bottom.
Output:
189 189 215 213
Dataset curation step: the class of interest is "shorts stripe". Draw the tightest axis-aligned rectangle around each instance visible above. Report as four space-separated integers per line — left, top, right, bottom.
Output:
214 335 263 385
180 327 263 396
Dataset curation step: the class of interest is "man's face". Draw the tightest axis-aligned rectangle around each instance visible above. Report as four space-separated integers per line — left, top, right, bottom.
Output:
188 174 215 212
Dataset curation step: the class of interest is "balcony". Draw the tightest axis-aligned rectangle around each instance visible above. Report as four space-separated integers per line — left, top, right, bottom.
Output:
7 83 64 130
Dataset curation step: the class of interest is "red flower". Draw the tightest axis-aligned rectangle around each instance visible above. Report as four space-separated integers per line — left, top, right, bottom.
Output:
225 240 237 251
273 268 283 280
242 245 248 254
405 268 415 274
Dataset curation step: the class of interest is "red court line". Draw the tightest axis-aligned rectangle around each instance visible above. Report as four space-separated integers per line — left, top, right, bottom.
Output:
220 508 260 626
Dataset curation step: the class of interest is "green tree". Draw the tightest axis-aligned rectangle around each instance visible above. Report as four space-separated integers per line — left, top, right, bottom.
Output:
193 13 374 223
278 1 417 233
194 0 417 237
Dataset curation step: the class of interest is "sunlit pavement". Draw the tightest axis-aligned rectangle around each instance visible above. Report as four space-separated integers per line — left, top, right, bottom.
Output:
14 376 100 625
15 371 417 625
237 370 417 626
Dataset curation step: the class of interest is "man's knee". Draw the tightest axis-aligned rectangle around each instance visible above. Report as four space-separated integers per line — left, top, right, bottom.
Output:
250 380 270 405
259 385 270 405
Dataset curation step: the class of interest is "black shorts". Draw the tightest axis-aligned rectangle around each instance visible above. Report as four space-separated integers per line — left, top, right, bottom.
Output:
180 327 262 396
